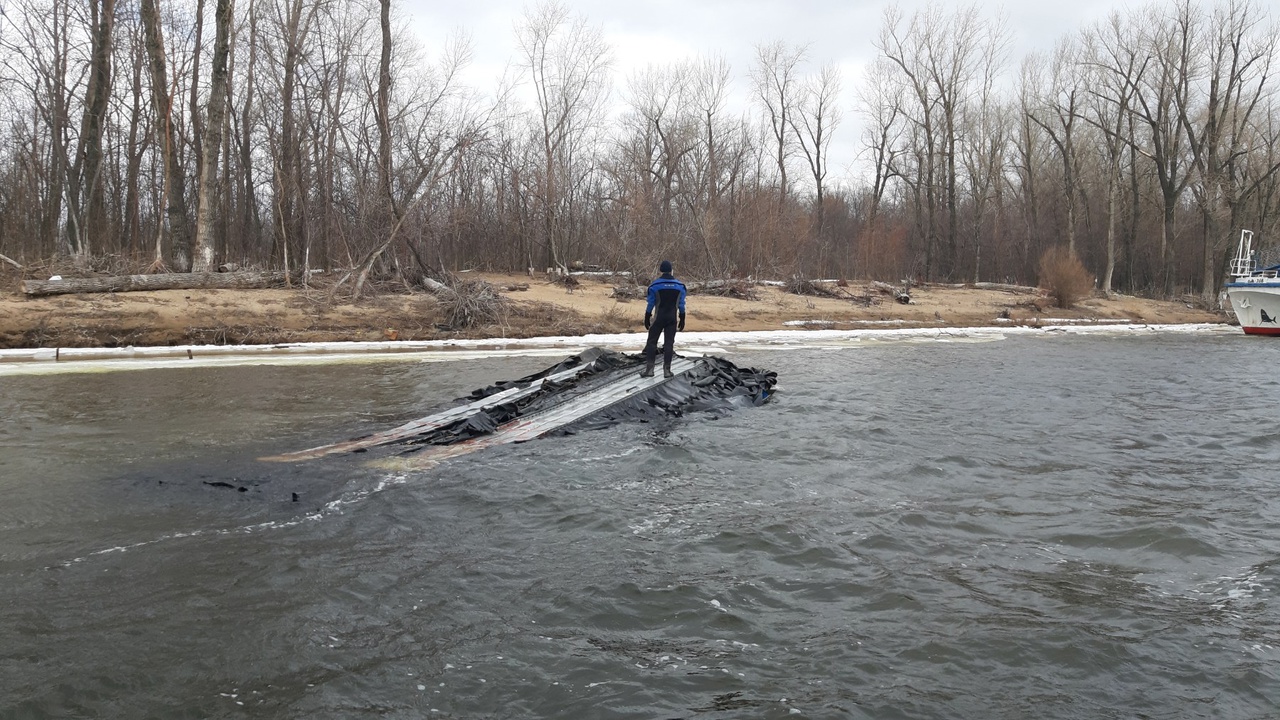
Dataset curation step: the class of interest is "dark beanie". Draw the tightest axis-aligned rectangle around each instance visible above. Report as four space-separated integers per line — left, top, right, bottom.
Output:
659 260 672 273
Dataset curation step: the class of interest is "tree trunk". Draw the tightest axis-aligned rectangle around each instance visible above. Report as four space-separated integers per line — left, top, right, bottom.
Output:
276 0 308 272
1126 117 1139 292
238 0 260 257
1102 158 1118 294
192 0 234 272
67 0 117 259
1160 198 1176 297
1200 207 1220 301
376 0 393 215
139 0 192 269
188 0 207 184
123 28 146 255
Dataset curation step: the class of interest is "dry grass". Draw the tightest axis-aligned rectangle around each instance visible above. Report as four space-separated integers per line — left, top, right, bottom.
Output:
499 300 633 337
1038 247 1094 309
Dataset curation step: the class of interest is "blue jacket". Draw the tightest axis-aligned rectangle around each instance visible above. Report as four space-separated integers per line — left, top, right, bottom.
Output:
646 273 686 317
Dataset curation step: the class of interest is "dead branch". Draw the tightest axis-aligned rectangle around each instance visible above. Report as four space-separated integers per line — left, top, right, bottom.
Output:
437 278 510 329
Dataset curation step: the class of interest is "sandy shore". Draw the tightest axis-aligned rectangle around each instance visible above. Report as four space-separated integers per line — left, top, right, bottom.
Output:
0 270 1227 350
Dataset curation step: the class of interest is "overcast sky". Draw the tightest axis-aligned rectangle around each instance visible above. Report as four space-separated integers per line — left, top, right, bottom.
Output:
398 0 1128 188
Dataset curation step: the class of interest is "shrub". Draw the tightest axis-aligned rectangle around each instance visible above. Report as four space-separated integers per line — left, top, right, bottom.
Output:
1038 246 1094 309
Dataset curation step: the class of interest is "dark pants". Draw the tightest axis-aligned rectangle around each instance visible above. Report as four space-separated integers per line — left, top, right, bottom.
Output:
643 315 678 367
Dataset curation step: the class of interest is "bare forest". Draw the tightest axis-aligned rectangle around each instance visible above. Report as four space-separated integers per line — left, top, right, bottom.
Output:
1 0 1278 300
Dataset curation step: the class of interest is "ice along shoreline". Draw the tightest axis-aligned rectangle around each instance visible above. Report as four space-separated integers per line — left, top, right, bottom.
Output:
0 322 1234 375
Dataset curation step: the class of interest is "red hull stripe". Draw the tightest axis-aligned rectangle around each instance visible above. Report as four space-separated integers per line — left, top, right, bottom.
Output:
1242 326 1280 336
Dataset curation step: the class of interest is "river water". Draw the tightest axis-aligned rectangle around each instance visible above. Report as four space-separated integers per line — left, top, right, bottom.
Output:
1 329 1277 719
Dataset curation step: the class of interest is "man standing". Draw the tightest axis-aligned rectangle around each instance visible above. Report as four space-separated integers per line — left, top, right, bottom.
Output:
641 259 687 378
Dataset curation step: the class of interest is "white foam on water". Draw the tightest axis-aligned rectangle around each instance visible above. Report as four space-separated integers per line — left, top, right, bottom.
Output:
1203 566 1269 613
563 447 643 464
49 472 411 570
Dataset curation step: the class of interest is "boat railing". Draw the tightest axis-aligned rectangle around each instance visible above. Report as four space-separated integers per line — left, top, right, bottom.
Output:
1230 229 1256 277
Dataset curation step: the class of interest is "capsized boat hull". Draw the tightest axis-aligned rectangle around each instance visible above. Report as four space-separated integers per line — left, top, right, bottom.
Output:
261 348 777 463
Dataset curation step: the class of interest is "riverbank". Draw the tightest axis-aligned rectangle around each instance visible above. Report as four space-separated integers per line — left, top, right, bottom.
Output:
0 269 1227 350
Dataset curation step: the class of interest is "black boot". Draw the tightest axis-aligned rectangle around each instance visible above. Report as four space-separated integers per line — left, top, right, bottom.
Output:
663 360 674 378
640 357 655 377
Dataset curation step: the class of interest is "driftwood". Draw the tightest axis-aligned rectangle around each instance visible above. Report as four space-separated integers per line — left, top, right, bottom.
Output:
611 284 644 300
0 253 21 270
686 279 761 300
971 282 1039 295
22 271 290 297
870 281 912 304
419 276 455 296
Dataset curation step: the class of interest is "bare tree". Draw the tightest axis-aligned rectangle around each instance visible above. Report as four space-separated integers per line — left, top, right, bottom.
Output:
1131 2 1196 296
1026 37 1084 256
1083 10 1147 295
685 54 741 275
266 0 323 273
856 55 904 279
345 31 485 297
926 4 999 279
877 6 940 278
961 42 1011 283
233 0 262 258
118 8 150 255
878 4 1001 280
622 60 695 240
1012 58 1049 277
1239 102 1280 238
791 61 841 252
515 0 612 270
750 40 806 221
0 0 79 257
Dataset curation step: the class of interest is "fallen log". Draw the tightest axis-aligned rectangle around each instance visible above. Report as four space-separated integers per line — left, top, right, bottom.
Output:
869 280 912 304
971 281 1040 295
685 279 762 300
0 253 21 270
419 277 456 296
22 271 290 297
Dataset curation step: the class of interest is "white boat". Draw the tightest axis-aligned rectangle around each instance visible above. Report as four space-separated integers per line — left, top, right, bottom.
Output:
1225 230 1280 335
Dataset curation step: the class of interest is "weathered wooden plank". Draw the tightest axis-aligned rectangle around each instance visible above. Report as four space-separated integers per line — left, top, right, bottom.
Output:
22 271 290 297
